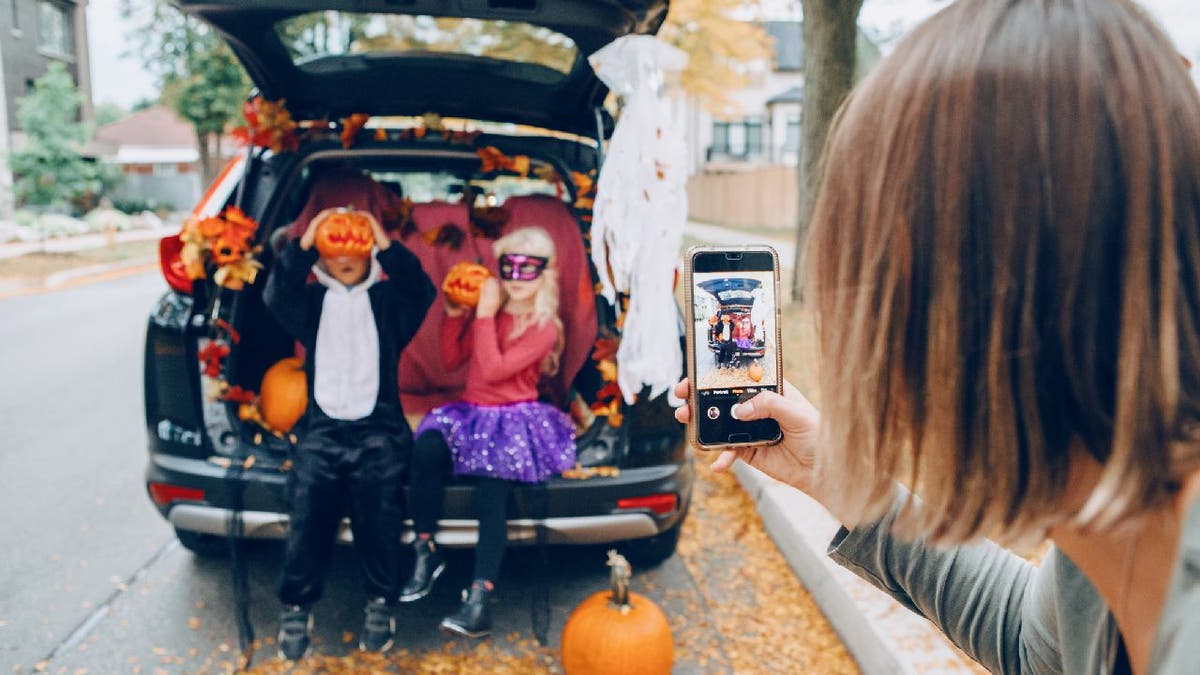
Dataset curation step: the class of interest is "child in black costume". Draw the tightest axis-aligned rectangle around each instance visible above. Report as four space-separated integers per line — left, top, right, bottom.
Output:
263 208 435 660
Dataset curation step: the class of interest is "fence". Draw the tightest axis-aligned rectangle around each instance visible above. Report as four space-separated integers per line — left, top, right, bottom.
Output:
687 164 798 230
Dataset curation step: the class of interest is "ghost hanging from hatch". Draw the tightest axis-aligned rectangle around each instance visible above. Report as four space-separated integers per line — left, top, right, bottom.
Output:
589 35 689 405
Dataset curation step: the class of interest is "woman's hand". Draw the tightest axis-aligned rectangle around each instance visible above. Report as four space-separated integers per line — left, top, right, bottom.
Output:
475 278 502 319
673 378 822 498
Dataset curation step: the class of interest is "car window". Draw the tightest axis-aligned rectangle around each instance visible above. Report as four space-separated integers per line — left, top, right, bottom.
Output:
276 13 579 76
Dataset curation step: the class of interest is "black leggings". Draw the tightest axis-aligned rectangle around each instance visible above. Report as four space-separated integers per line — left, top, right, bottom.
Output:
409 430 513 583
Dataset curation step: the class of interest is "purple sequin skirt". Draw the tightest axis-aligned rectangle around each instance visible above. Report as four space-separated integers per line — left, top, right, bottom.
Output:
415 401 577 483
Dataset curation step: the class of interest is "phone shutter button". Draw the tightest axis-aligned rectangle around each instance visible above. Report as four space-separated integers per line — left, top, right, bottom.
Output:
728 433 752 444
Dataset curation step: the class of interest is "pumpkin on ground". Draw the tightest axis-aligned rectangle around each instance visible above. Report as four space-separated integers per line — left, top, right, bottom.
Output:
259 357 307 432
748 360 764 382
561 550 673 675
315 209 374 259
442 261 491 308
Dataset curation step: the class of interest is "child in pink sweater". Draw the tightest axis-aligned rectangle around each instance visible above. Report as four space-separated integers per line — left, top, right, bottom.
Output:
400 226 576 637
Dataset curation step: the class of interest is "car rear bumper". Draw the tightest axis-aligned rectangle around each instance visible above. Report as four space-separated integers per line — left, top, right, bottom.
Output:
168 505 660 547
147 450 693 547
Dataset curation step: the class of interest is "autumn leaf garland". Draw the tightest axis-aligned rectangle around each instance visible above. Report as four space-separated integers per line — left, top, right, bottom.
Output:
179 206 264 291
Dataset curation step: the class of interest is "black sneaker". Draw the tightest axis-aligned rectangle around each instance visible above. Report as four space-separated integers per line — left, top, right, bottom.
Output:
277 605 313 661
359 597 395 653
400 538 446 602
440 580 493 638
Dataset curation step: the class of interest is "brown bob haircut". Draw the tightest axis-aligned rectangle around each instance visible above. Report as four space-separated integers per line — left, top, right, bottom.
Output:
806 0 1200 544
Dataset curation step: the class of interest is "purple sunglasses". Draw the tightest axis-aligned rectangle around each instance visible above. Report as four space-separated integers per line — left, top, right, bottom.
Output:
497 253 549 281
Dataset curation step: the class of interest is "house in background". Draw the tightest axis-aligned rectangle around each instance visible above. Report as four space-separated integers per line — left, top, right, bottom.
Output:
0 0 93 218
683 20 880 230
92 105 235 212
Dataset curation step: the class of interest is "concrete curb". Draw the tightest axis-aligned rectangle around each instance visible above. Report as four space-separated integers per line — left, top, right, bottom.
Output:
731 462 980 674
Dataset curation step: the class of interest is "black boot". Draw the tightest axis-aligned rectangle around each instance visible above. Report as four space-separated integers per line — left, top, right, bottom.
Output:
440 579 493 638
276 605 313 661
400 537 446 602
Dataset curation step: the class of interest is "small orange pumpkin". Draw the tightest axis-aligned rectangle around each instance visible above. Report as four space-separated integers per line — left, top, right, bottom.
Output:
315 210 374 260
561 551 673 675
748 360 764 382
259 357 307 433
442 261 491 308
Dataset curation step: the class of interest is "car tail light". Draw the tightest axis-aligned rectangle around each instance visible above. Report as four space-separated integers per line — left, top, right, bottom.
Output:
159 234 193 294
148 482 205 507
617 493 678 515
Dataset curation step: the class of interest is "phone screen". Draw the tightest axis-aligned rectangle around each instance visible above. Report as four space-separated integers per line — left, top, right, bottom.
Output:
690 249 782 447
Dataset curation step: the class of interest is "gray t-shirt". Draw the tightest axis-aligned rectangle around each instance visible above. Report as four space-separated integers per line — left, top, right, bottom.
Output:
828 493 1200 673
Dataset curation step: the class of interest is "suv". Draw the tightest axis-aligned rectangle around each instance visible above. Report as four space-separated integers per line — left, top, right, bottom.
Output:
143 0 691 566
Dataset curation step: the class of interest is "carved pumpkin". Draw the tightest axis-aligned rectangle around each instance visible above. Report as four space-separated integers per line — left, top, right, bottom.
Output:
442 261 491 308
748 360 764 382
259 357 307 432
315 210 375 260
561 551 673 675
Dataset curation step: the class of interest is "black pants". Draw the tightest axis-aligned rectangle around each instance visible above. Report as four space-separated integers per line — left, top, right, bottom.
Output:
278 422 409 607
409 430 514 583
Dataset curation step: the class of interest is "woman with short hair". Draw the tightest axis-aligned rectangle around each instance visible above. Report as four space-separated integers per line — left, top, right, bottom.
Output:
676 1 1200 672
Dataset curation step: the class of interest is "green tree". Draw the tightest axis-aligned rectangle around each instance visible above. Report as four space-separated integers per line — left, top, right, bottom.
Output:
94 102 128 128
791 0 865 298
9 63 101 210
121 0 250 184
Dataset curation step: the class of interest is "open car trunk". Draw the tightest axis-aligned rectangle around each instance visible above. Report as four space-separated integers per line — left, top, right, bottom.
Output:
158 133 681 473
170 0 669 137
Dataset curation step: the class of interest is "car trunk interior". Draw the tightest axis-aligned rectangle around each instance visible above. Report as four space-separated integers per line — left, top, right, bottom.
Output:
210 141 610 466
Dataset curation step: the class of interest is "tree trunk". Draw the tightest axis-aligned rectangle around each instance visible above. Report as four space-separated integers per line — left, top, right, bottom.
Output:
196 130 215 188
791 0 864 300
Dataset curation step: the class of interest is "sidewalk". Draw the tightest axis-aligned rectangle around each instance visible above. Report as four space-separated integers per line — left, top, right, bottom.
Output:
686 221 794 267
0 224 178 260
687 220 983 674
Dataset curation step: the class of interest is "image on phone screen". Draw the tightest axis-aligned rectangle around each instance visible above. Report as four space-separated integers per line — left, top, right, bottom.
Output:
690 256 782 446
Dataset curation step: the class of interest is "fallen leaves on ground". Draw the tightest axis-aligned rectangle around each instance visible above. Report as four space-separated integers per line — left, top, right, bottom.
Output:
675 455 858 675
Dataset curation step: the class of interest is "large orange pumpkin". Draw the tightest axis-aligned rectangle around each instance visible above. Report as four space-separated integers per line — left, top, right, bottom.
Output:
561 551 673 675
259 357 307 432
442 261 491 308
315 210 374 259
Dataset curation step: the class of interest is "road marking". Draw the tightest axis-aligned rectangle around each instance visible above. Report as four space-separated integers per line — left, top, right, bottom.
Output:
43 538 180 663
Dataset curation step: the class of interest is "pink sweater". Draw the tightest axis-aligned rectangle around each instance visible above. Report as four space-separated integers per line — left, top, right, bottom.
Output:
440 312 557 406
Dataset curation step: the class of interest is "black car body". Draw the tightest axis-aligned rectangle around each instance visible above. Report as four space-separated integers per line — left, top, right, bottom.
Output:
144 0 691 564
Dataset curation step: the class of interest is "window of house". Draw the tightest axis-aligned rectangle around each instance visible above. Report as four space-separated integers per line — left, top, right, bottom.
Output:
37 1 71 57
746 116 764 157
728 123 747 156
784 116 801 152
711 122 730 155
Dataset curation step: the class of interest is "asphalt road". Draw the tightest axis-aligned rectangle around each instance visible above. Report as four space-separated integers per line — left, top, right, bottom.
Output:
0 272 723 673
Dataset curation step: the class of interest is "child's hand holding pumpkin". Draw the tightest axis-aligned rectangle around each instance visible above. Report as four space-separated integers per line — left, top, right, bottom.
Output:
299 208 340 251
444 297 469 318
475 278 502 319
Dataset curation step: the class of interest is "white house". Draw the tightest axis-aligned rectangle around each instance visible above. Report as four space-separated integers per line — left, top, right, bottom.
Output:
682 21 879 229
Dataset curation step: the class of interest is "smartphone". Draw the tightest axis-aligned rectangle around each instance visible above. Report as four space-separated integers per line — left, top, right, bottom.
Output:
684 246 783 449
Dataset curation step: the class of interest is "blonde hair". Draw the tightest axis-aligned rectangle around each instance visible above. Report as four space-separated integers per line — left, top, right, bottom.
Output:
805 0 1200 545
493 226 563 376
